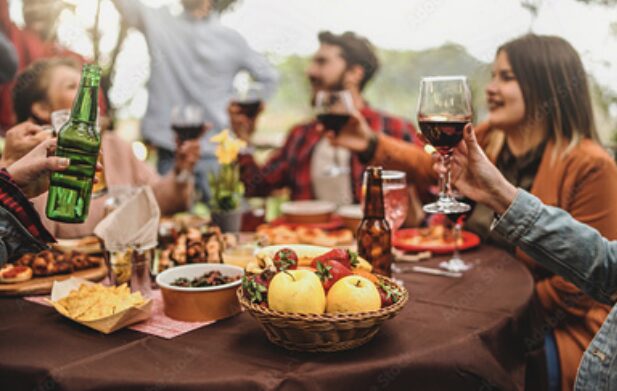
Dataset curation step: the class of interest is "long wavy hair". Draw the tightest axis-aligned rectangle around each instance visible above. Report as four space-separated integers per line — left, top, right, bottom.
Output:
497 34 599 155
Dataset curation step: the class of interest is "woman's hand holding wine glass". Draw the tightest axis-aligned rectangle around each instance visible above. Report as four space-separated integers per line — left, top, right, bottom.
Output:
417 76 473 214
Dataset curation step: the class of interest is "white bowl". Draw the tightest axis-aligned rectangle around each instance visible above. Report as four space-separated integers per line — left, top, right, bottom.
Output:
281 200 337 224
156 263 244 292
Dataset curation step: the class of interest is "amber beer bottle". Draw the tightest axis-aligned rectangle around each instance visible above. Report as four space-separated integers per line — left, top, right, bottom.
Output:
46 64 101 223
357 166 393 276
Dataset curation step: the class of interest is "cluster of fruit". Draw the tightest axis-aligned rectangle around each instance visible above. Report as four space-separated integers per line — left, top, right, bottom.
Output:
242 248 401 314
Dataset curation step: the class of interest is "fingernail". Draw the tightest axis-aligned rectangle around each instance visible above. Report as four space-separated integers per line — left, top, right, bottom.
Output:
59 158 70 167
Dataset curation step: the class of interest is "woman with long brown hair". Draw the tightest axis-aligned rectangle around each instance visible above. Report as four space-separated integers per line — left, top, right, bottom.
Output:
329 34 617 390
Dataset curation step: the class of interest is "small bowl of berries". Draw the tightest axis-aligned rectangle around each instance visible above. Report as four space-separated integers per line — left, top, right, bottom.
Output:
156 263 244 322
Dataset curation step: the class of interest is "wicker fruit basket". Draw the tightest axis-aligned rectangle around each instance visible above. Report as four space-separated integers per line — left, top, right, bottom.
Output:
237 276 409 352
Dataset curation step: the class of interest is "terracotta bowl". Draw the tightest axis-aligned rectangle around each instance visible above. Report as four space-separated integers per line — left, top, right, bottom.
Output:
337 205 363 233
281 200 336 224
156 264 244 322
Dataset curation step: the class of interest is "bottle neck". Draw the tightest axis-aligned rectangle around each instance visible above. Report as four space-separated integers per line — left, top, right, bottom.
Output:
71 66 100 124
363 167 385 218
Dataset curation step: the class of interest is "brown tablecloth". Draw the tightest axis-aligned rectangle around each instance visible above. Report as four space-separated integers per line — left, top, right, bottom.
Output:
0 245 543 391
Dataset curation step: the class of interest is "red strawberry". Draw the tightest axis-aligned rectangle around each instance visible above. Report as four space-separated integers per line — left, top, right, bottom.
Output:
312 249 359 270
242 269 275 304
273 248 298 271
314 260 352 291
377 282 401 308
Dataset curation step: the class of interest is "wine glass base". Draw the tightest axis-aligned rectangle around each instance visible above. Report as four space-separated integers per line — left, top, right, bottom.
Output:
439 258 472 273
423 201 471 214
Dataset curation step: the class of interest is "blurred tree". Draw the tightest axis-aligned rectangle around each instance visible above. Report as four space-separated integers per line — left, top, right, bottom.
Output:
575 0 617 4
520 0 542 31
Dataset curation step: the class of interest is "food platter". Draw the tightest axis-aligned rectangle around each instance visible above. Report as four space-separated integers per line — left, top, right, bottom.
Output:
0 261 107 296
393 228 481 254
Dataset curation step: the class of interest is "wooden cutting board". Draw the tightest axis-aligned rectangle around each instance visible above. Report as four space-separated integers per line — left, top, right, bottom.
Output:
0 262 108 296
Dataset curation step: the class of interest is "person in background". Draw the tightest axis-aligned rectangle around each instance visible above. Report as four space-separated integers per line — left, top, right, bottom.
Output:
4 58 200 239
443 123 617 391
0 0 107 133
231 30 433 207
112 0 279 202
0 30 17 83
329 34 617 390
0 137 68 262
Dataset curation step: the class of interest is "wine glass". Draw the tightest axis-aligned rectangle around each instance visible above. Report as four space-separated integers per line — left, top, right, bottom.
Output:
171 104 205 182
232 82 263 119
51 109 70 136
314 90 354 177
171 104 206 142
440 194 476 273
417 76 472 214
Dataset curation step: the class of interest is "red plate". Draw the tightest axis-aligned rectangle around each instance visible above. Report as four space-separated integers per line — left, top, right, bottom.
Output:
269 215 344 230
393 228 481 254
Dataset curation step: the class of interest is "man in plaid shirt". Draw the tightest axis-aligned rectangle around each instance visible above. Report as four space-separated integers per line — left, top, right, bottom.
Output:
230 31 430 205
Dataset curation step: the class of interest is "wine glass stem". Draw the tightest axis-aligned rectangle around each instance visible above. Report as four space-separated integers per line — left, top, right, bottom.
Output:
452 222 462 261
439 153 454 204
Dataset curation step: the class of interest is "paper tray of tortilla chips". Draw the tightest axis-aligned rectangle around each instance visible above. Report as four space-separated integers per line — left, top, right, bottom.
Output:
47 277 152 334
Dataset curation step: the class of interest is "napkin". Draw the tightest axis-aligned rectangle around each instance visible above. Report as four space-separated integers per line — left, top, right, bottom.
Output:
94 186 160 251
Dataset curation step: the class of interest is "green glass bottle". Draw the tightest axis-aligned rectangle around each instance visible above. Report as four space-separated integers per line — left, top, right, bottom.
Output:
46 64 101 223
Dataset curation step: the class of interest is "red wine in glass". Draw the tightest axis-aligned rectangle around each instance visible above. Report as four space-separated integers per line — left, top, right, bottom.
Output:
418 116 469 155
172 123 204 142
317 113 350 134
236 100 261 118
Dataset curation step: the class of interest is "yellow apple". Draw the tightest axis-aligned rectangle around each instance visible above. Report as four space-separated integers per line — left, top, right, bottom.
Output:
326 275 381 313
268 270 326 314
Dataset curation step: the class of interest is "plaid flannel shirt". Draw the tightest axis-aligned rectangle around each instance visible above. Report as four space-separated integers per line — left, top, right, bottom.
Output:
0 169 54 243
239 104 421 203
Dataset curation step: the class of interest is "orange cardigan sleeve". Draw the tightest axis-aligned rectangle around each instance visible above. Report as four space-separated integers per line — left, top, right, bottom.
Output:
370 134 437 202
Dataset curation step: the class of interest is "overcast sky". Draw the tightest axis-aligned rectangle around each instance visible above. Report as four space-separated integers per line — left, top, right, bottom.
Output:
220 0 616 95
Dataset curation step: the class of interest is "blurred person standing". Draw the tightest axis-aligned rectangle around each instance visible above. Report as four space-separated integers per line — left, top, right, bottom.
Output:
112 0 278 202
0 30 17 83
0 0 107 133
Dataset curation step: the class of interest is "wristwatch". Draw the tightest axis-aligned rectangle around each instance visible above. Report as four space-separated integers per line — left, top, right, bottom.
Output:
358 133 379 164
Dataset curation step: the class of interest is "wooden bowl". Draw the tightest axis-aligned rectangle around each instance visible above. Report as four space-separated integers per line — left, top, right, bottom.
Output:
281 200 336 224
156 264 244 322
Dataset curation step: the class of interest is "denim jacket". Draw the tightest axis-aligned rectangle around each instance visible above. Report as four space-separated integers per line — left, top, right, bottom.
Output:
0 204 48 265
492 189 617 390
